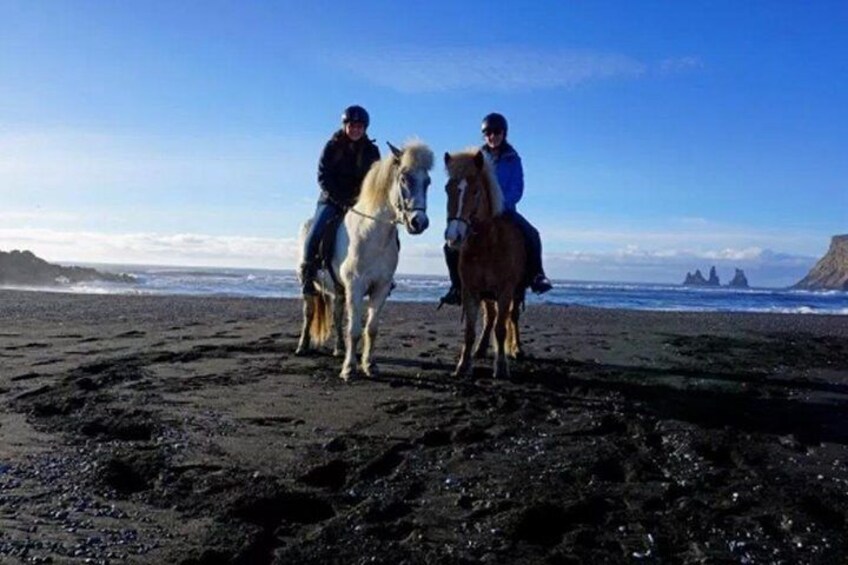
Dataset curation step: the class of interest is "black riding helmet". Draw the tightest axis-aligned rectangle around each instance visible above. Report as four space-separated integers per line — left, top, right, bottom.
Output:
481 112 508 136
342 105 370 129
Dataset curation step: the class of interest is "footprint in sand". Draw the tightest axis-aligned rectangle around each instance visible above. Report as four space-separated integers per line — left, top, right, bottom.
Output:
115 330 146 338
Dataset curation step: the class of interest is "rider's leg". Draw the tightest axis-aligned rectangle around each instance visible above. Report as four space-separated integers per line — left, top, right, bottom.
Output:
439 244 462 305
509 211 552 294
300 202 341 296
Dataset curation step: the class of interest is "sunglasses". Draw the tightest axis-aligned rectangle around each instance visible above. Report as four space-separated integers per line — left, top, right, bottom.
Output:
483 129 503 136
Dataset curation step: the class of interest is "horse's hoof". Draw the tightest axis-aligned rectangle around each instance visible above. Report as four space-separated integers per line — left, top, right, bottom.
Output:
363 363 379 377
295 346 309 356
340 365 355 381
333 348 343 358
511 350 526 361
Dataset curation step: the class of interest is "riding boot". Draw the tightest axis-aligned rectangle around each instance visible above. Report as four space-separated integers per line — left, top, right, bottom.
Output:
509 211 553 294
530 273 553 294
439 245 462 307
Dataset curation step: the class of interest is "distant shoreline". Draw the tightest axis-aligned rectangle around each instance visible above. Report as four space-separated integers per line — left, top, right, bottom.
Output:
2 287 848 325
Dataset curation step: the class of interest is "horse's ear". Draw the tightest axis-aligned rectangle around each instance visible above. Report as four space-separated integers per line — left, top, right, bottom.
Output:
474 150 484 170
387 141 402 161
444 152 451 166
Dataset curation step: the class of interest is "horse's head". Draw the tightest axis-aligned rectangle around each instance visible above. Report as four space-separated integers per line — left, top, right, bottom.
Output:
443 150 500 249
388 141 432 235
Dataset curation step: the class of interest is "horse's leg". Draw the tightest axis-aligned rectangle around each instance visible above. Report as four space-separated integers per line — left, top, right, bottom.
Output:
455 299 480 377
295 296 314 356
473 300 495 359
332 290 345 357
509 299 524 360
493 296 512 379
361 283 391 377
340 283 365 381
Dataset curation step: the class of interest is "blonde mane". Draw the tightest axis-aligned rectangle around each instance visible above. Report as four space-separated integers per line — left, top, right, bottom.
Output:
445 149 504 217
357 140 435 214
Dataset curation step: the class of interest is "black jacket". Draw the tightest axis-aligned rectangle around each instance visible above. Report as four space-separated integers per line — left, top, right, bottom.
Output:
317 131 381 207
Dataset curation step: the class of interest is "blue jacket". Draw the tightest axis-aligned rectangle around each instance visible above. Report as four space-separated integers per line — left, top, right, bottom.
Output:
482 141 523 212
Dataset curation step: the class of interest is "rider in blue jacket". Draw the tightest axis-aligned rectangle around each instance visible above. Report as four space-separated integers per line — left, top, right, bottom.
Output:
440 112 552 305
300 105 381 296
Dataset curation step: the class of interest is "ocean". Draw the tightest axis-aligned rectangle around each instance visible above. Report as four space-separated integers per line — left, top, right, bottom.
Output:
5 264 848 315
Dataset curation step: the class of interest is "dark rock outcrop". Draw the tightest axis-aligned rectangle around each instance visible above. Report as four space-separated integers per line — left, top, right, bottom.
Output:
707 266 720 286
683 269 707 286
0 250 134 286
684 266 720 287
793 235 848 291
728 268 749 289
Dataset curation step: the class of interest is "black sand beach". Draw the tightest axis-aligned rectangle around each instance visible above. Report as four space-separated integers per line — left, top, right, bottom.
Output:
1 289 848 563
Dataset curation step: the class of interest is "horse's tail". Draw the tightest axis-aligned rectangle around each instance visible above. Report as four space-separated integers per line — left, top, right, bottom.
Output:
308 292 333 345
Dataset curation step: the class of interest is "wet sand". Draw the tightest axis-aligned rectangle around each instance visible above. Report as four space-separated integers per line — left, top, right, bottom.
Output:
1 289 847 563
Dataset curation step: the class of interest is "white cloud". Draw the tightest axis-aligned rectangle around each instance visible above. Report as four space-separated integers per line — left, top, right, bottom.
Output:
544 221 824 256
658 56 703 74
543 245 814 287
328 47 647 93
0 228 300 269
0 210 80 223
0 222 818 287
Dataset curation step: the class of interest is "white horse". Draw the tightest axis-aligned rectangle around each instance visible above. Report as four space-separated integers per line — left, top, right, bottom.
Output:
296 141 434 380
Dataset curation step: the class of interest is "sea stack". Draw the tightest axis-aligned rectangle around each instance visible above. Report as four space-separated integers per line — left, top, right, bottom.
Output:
683 266 721 287
728 268 749 289
707 266 720 286
793 234 848 290
683 269 707 286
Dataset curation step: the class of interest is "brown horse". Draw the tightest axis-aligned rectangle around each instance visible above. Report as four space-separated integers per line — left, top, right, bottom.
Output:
444 149 526 379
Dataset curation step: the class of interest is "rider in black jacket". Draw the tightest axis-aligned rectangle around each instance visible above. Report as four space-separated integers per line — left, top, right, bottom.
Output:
300 105 381 295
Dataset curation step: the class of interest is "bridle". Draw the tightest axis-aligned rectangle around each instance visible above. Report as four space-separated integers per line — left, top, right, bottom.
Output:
394 170 428 221
349 167 427 228
446 174 484 231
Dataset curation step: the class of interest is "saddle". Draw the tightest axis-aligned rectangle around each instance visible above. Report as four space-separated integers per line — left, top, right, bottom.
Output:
311 210 399 297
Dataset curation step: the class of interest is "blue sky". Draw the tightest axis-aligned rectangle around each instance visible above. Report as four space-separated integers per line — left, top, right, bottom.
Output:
1 1 845 286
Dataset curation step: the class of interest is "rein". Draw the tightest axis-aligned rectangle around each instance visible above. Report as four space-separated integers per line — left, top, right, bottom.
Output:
348 202 426 225
348 206 401 225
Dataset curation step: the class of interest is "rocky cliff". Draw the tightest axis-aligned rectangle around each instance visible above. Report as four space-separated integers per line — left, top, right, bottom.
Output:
793 235 848 291
0 250 134 286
